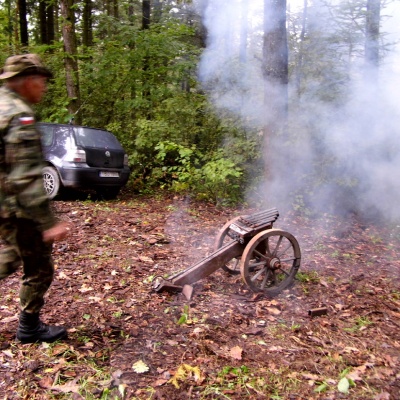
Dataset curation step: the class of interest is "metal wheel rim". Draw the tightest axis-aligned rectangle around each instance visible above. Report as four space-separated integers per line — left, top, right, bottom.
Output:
43 172 55 195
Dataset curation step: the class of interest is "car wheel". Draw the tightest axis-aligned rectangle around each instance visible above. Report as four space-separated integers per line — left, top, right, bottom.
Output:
96 187 120 200
42 166 61 199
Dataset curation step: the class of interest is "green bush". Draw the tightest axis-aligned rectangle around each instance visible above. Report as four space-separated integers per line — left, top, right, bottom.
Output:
152 141 243 205
193 153 243 205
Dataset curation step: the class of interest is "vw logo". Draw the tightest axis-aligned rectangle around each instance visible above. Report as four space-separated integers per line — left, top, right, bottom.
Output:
105 151 111 157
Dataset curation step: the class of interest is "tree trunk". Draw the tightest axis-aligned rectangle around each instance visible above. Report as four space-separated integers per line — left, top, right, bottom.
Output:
17 0 28 46
38 0 53 44
113 0 119 19
153 0 162 23
54 2 60 42
60 0 81 124
128 1 135 24
262 0 289 137
239 0 248 63
295 0 308 98
5 0 12 45
47 2 55 44
39 1 46 44
365 0 380 81
142 0 150 30
82 0 93 47
142 0 151 111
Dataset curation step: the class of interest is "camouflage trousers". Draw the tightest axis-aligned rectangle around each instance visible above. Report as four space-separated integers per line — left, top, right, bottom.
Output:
0 217 54 313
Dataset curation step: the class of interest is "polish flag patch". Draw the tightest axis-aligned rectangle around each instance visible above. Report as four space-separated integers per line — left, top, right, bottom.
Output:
19 116 35 125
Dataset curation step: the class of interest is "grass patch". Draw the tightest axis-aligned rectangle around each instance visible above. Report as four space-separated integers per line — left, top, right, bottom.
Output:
296 270 320 283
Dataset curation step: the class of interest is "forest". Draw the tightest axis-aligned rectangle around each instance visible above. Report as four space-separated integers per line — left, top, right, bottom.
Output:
1 0 398 218
1 1 400 399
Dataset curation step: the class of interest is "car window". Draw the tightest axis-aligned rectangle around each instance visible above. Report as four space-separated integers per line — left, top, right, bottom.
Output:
74 127 123 150
38 124 54 147
54 126 74 152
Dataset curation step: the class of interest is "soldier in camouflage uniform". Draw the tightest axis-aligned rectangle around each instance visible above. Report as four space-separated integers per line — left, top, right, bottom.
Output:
0 54 70 343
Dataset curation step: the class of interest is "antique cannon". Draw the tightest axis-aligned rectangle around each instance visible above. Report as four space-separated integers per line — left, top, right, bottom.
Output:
153 208 301 298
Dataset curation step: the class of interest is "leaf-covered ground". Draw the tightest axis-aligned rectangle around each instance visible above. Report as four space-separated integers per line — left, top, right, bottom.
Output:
0 192 399 399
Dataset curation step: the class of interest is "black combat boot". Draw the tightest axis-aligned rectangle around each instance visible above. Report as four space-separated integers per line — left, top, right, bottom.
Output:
16 311 67 343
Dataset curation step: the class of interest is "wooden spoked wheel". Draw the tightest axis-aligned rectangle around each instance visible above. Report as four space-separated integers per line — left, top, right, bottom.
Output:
240 229 301 295
214 216 241 275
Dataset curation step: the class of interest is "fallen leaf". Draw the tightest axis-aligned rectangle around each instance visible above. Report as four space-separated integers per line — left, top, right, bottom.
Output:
245 328 263 335
88 296 102 302
338 377 350 393
2 350 13 358
139 256 154 264
230 345 243 360
78 284 94 293
268 345 284 352
153 378 168 386
118 384 126 397
343 346 360 353
58 271 69 279
346 369 362 381
132 360 149 373
51 344 70 356
266 307 281 315
374 392 391 400
52 379 81 394
302 372 320 380
38 376 53 389
346 362 373 381
168 364 202 389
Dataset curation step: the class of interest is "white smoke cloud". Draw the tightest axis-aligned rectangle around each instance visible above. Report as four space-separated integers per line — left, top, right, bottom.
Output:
197 0 266 126
195 0 400 221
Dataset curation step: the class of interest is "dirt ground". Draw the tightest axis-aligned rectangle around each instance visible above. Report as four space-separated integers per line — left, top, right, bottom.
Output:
0 191 399 399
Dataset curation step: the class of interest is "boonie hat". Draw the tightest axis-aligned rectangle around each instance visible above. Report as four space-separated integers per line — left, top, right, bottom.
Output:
0 54 53 80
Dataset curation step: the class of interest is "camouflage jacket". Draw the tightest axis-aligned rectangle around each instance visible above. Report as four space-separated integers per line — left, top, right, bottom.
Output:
0 86 56 230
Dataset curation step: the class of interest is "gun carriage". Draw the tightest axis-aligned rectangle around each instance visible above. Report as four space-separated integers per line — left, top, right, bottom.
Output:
153 208 301 297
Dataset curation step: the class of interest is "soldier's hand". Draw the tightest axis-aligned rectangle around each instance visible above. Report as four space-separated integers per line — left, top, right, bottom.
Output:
42 221 71 243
